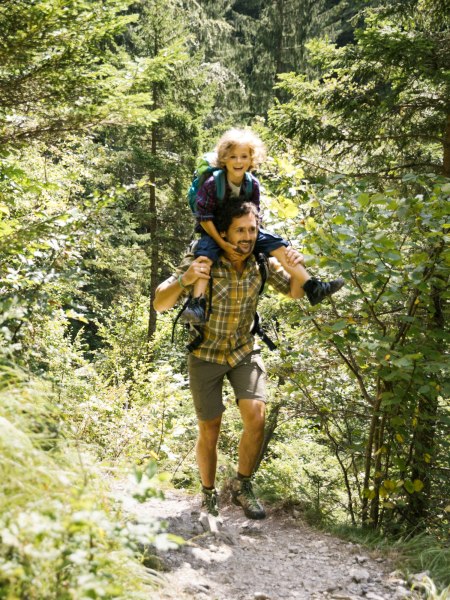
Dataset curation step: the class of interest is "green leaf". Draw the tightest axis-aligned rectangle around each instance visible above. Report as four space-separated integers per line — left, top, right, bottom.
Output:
413 479 424 492
357 193 370 207
330 319 348 332
404 480 414 494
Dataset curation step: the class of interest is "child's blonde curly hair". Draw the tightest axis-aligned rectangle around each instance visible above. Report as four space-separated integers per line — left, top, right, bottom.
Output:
214 128 266 172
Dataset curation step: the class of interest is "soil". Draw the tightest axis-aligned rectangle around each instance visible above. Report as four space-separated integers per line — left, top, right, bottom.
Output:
113 482 420 600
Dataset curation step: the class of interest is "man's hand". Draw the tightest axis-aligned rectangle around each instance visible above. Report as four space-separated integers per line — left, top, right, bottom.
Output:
181 257 211 286
284 246 305 267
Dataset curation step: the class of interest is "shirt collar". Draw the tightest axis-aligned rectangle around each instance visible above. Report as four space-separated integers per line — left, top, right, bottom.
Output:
217 253 257 269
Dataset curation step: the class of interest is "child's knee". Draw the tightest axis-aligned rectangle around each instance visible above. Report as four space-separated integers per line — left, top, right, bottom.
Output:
198 255 213 265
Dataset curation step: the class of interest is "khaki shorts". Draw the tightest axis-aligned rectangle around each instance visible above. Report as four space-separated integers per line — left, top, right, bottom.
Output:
188 351 267 421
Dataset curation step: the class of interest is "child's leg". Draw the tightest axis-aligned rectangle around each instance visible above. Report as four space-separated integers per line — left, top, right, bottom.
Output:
270 246 311 286
180 234 219 325
192 256 213 298
270 245 344 305
255 227 345 306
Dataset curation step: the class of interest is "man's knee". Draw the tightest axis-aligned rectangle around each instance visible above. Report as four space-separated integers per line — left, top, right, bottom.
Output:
197 415 222 449
239 399 266 433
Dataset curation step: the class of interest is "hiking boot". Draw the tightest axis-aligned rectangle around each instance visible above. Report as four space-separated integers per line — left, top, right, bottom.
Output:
303 277 345 306
179 296 207 325
231 477 266 520
201 487 219 517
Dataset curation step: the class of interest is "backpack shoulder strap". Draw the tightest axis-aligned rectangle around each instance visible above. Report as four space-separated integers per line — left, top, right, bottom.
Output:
243 172 253 199
213 169 226 203
255 252 269 295
251 253 277 351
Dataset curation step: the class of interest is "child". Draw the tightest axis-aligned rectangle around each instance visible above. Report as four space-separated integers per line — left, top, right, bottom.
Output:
180 128 344 324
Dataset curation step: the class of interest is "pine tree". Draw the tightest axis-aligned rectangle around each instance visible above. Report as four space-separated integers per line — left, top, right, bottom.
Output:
270 1 450 176
99 0 213 342
0 0 136 148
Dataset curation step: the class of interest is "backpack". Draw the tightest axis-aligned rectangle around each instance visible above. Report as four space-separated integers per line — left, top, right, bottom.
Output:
172 252 276 352
187 152 254 214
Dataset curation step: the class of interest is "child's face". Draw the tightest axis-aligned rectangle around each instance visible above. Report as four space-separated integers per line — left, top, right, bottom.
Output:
224 144 252 185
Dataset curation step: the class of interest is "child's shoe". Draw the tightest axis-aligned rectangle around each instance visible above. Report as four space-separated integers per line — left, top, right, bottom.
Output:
303 277 345 306
179 296 207 324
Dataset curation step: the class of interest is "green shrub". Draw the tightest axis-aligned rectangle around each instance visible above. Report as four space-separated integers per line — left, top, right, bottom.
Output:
0 367 167 599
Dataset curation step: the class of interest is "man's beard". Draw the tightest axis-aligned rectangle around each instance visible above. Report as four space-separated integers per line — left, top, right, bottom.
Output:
235 240 255 255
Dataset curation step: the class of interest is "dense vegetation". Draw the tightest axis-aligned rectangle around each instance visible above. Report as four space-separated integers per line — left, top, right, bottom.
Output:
1 0 448 597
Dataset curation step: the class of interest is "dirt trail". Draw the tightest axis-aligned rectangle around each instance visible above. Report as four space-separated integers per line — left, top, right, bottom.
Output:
113 481 420 600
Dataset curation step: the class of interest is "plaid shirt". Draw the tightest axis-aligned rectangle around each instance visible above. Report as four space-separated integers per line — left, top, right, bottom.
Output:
174 252 291 366
195 173 260 231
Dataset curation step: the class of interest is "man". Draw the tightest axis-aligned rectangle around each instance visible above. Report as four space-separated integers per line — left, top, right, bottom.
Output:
153 202 304 519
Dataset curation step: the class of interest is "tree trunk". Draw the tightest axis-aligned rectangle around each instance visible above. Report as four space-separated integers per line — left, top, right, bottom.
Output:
147 118 159 341
254 399 284 473
275 0 285 75
361 395 382 526
443 113 450 176
405 284 444 526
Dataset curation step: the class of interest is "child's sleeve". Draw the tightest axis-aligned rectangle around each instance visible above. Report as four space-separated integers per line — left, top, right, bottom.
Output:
251 175 263 223
251 175 261 210
196 176 217 221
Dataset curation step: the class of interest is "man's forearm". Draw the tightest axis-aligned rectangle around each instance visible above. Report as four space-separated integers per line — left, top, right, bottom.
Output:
153 276 187 312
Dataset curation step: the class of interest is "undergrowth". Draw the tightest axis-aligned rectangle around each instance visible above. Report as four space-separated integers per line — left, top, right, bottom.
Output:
329 524 450 597
0 364 169 599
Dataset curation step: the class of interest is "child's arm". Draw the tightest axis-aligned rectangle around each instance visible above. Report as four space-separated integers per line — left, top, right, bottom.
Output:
200 220 237 254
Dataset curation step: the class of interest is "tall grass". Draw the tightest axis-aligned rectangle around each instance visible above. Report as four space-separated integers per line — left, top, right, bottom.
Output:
0 365 160 599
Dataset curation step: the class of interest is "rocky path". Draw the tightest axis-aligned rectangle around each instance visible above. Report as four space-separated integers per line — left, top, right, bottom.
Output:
115 483 420 600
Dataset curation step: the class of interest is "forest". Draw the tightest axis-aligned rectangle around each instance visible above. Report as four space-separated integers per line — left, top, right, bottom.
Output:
0 0 449 597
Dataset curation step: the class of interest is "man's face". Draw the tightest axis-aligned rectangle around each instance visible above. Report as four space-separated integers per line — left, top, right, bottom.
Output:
224 212 258 257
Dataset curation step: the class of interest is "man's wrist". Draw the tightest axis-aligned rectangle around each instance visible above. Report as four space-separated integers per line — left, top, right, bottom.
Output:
177 274 188 289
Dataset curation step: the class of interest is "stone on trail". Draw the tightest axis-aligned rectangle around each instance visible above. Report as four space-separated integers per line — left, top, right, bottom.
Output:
408 570 430 588
355 555 369 564
393 586 413 599
199 511 221 533
349 567 371 583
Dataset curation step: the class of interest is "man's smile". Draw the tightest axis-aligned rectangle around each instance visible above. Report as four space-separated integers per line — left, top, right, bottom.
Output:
236 240 254 253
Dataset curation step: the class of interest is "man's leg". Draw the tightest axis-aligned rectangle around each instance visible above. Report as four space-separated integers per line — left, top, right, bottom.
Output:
196 415 222 517
232 399 266 519
196 414 222 488
237 399 265 476
189 354 229 515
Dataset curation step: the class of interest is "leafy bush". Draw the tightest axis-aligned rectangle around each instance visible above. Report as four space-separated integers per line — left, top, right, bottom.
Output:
260 160 450 535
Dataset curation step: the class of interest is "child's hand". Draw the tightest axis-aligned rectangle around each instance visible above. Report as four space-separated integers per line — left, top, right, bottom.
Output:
220 241 241 260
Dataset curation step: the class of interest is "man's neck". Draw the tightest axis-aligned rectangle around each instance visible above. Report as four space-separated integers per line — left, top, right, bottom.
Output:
222 252 250 274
